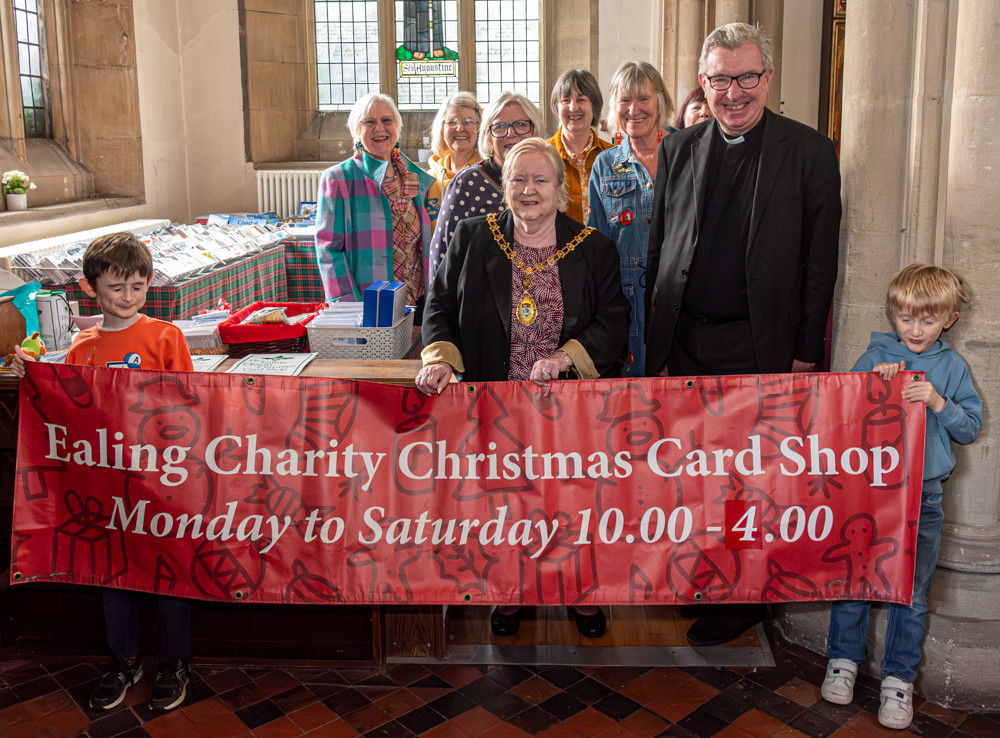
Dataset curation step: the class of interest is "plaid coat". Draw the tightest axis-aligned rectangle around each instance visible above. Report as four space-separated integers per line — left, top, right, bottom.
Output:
315 149 436 301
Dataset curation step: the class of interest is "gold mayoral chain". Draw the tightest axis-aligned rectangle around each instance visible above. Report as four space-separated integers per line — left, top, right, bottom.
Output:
487 212 593 326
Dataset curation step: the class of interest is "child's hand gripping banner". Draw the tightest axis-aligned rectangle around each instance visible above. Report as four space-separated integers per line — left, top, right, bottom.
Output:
12 364 925 606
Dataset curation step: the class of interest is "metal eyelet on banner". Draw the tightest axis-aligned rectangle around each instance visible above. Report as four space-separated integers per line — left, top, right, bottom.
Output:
693 591 704 601
463 593 472 602
233 590 245 600
684 379 695 389
245 376 256 386
12 572 22 582
912 374 922 382
466 385 476 393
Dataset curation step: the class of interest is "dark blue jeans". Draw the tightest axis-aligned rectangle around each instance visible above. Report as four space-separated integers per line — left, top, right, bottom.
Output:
102 589 191 662
826 497 944 683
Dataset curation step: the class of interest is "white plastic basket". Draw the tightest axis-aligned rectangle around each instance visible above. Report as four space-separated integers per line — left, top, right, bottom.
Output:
306 310 415 360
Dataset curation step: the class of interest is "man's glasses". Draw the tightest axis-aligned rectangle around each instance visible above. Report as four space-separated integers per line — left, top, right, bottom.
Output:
361 116 396 129
704 72 765 91
489 119 532 137
445 117 479 128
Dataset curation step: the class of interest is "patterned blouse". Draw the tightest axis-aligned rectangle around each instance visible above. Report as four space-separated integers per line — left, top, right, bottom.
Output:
508 241 564 381
548 128 614 225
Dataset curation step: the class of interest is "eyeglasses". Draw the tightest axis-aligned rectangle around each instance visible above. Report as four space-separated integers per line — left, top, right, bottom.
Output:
361 116 396 129
445 117 479 128
489 119 532 137
704 72 765 91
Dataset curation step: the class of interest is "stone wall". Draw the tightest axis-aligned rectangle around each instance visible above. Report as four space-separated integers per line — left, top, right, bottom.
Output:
778 0 1000 710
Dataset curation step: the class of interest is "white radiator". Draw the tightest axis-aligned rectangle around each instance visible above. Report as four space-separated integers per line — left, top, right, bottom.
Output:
256 169 324 219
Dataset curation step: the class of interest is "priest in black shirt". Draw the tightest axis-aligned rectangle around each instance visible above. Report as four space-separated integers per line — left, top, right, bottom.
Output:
645 22 842 645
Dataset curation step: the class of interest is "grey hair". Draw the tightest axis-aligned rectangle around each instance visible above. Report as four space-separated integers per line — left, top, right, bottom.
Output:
501 138 570 212
607 61 674 132
430 91 482 158
550 69 603 128
477 91 545 162
347 93 402 145
699 23 774 75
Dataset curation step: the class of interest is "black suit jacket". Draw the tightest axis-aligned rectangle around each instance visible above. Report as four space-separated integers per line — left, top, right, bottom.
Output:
645 111 842 375
422 209 630 381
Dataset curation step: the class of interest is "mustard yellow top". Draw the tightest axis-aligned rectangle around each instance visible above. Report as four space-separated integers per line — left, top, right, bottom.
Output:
548 128 614 225
426 151 482 228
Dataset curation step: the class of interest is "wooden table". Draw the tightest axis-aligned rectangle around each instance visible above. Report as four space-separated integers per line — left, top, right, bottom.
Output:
223 358 422 384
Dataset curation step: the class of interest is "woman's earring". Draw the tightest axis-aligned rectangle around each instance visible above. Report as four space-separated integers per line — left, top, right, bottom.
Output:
354 141 364 160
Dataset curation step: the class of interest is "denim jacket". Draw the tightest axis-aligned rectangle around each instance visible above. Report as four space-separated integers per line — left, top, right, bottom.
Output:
587 136 655 376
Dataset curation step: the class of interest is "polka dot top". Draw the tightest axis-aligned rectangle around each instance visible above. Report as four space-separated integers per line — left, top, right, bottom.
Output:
427 160 507 279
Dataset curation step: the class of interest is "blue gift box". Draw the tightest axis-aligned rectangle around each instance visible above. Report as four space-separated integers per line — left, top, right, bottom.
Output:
377 282 406 327
362 280 390 327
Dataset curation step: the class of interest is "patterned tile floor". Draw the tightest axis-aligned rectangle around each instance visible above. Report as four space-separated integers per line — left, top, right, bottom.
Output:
0 625 996 738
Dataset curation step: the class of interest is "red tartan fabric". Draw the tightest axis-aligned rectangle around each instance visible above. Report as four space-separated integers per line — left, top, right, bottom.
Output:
283 241 327 302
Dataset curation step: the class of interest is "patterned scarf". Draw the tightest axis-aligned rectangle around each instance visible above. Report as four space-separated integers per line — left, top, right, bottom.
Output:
381 148 424 306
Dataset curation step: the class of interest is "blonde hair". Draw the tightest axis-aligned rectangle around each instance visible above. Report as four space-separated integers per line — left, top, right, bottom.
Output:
347 93 402 145
430 92 482 158
501 138 569 212
607 61 674 133
477 92 544 162
885 263 969 321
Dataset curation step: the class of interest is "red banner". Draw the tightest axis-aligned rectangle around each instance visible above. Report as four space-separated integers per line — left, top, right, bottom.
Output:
12 365 925 606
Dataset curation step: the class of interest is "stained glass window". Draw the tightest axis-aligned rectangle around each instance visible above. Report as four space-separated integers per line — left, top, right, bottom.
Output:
13 0 47 137
313 1 540 111
394 1 459 111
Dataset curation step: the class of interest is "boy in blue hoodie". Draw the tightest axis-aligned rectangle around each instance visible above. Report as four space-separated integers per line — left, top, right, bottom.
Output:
821 263 981 729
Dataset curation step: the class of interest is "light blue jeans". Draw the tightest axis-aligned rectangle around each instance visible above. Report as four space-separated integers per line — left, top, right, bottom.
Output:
826 497 944 683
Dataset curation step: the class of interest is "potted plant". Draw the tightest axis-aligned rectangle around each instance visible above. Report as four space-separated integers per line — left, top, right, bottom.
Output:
3 170 37 211
414 136 431 163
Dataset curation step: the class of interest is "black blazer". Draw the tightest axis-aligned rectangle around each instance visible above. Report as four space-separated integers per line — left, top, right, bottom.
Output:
645 111 842 375
422 209 630 381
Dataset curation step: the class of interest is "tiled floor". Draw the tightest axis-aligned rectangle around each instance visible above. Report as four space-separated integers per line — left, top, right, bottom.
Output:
0 624 996 738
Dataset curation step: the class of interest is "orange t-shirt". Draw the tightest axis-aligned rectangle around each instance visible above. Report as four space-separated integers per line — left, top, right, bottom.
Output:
66 314 193 371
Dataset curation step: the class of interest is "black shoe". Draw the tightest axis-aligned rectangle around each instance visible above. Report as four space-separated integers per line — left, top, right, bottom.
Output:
573 607 607 638
149 659 190 712
490 607 521 637
90 658 143 710
685 605 766 647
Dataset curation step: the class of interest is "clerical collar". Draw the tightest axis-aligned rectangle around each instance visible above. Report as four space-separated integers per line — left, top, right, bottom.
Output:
717 116 766 146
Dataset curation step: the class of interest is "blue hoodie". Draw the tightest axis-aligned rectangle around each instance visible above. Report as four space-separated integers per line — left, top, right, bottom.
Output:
852 331 981 496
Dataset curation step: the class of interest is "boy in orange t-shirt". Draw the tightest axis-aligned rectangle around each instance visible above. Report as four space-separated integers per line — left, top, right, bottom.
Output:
13 232 193 712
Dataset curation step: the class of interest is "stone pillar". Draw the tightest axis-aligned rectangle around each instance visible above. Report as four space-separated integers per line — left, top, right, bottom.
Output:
753 0 783 114
713 0 750 25
938 0 1000 569
664 0 708 109
830 0 916 368
545 0 600 132
777 0 1000 709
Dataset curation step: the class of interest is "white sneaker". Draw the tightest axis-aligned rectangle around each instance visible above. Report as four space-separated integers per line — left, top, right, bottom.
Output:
879 676 914 730
821 658 859 705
